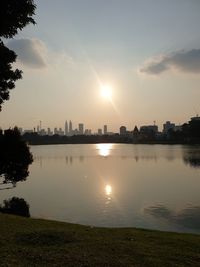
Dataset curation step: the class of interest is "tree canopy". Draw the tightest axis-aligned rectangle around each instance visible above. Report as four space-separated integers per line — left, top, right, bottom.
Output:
0 128 33 187
0 0 36 111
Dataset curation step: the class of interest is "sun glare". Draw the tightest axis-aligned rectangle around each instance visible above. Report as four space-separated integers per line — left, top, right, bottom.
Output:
105 185 112 196
100 85 112 99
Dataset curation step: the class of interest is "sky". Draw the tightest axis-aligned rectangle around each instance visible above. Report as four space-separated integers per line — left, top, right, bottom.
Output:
1 0 200 132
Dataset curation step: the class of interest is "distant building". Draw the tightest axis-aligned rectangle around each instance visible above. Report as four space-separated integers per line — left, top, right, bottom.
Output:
104 125 107 135
69 120 73 136
120 126 126 135
133 126 139 142
133 126 139 134
140 125 158 134
65 121 68 136
58 127 64 136
73 129 79 135
85 129 91 135
40 129 47 136
98 128 102 135
78 123 84 135
47 128 53 136
163 121 175 133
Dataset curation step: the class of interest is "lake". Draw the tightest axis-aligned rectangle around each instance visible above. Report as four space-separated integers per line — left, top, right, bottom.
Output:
1 144 200 234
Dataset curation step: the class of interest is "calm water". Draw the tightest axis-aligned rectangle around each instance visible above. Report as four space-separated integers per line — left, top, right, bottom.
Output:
1 144 200 234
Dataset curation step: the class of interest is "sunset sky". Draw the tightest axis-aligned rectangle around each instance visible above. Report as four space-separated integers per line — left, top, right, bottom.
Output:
1 0 200 132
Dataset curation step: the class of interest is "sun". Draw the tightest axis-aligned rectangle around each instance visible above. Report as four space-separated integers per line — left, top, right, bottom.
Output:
100 85 112 99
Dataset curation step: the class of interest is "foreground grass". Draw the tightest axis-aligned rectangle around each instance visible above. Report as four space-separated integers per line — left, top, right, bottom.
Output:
0 214 200 267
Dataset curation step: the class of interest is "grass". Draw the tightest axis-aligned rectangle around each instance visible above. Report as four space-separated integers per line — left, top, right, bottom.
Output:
0 214 200 267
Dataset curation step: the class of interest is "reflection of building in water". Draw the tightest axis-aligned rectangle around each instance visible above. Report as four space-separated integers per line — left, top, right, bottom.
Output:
182 146 200 168
79 156 84 162
69 156 73 164
33 156 43 168
65 156 68 164
96 144 113 157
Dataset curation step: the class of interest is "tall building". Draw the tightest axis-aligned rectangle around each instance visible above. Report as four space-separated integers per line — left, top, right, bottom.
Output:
163 121 175 133
47 128 51 136
54 127 58 135
78 123 84 135
104 125 107 135
120 126 126 135
65 121 68 136
69 120 72 136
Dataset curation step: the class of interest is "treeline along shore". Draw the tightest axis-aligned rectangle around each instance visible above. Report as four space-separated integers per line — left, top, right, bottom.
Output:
22 133 200 146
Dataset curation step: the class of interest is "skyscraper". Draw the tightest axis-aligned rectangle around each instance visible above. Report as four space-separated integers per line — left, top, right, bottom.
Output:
78 123 84 135
65 121 68 136
69 120 73 136
104 125 107 135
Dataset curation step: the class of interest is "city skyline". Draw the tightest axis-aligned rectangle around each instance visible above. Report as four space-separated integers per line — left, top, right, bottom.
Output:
14 116 188 136
0 1 200 130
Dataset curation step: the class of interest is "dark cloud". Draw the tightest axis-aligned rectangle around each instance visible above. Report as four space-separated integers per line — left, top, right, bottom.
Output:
7 38 46 68
140 49 200 75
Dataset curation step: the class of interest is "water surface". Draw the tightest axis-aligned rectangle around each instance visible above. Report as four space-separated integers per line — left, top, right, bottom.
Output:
1 144 200 234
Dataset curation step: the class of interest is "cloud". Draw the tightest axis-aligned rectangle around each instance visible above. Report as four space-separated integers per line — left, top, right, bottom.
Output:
140 49 200 75
7 38 47 68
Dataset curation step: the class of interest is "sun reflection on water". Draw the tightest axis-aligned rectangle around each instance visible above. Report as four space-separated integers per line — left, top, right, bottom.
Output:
96 144 113 157
105 184 112 196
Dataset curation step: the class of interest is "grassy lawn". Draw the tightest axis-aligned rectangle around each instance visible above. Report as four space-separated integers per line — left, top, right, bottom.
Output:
0 214 200 267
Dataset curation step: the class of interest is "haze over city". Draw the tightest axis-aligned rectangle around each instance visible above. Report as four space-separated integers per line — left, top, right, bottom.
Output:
0 0 200 131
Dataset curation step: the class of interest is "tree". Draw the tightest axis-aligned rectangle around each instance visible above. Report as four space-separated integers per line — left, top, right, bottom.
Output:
0 0 36 111
0 127 33 188
0 197 30 217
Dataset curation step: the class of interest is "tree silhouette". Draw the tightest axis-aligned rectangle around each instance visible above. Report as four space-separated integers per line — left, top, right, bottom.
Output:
0 197 30 217
0 0 36 111
0 128 33 188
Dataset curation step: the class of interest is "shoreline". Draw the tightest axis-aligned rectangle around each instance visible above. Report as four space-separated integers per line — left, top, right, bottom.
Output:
28 141 200 146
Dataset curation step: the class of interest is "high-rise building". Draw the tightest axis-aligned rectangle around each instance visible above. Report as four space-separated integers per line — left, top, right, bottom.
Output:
104 125 107 135
54 127 58 135
78 123 84 135
163 121 175 133
120 126 126 135
69 120 73 136
65 121 68 136
47 128 51 135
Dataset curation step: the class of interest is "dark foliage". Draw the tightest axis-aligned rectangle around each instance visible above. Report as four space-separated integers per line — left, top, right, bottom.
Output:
0 128 33 186
0 41 22 111
0 0 36 38
0 197 30 217
0 0 36 110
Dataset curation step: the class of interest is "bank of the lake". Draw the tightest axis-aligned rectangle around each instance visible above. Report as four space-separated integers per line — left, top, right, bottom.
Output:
0 214 200 267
